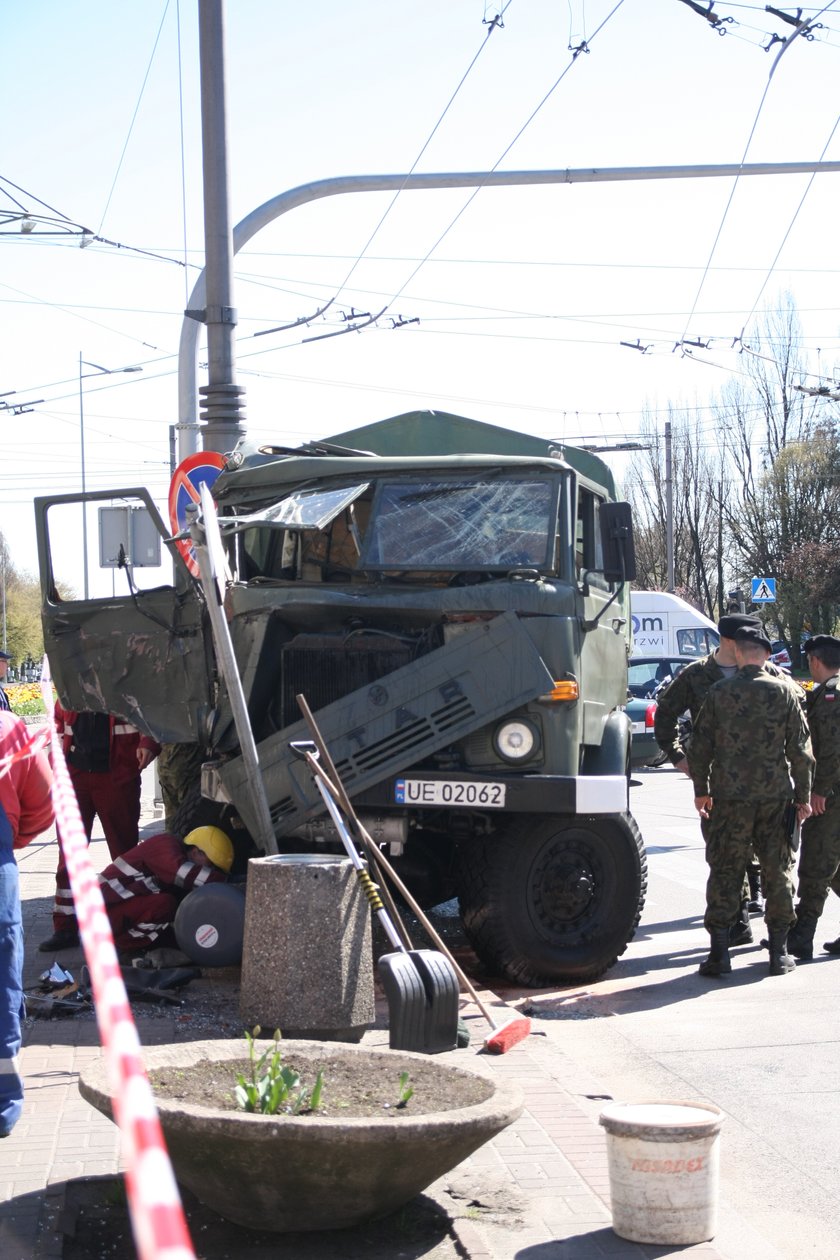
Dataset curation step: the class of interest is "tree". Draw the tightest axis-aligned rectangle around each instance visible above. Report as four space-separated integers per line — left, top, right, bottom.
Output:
715 298 840 648
0 533 46 670
623 408 728 617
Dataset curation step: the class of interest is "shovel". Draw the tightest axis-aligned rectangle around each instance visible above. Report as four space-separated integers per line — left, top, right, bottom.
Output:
296 695 531 1054
290 741 460 1054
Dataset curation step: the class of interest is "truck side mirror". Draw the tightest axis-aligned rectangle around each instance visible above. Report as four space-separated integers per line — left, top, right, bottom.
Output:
599 502 637 584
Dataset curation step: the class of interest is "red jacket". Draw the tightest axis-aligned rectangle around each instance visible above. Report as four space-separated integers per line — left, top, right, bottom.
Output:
98 832 226 907
0 713 55 849
54 702 160 782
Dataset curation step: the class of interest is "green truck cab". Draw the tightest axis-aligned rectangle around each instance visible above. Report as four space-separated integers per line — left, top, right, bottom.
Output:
36 410 645 986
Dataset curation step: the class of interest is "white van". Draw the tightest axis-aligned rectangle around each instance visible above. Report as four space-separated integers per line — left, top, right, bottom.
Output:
630 591 719 660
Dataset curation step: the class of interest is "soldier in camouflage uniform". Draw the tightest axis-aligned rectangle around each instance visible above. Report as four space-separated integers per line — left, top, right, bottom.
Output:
786 635 840 960
156 742 206 832
688 626 813 978
654 612 769 945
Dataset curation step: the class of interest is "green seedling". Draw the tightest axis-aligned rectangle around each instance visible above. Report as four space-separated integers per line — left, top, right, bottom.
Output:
396 1070 414 1109
233 1027 324 1116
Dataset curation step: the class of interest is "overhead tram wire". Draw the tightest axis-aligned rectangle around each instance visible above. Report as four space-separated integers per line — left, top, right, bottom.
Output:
321 1 516 318
371 0 628 329
677 0 839 350
736 111 840 347
95 0 172 238
252 1 627 354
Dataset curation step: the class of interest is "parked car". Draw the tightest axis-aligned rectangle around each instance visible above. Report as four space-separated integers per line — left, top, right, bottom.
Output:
627 656 694 700
627 694 660 768
769 640 792 671
626 655 694 769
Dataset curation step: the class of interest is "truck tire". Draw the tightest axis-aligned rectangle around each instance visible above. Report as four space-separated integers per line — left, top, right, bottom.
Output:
457 812 647 987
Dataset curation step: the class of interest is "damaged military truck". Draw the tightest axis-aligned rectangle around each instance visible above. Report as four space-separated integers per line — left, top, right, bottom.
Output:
36 410 646 987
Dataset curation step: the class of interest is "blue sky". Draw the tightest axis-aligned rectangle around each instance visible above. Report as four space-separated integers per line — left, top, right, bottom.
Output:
2 1 839 591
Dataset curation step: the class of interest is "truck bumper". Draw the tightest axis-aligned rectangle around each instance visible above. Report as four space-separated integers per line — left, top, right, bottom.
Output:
353 771 629 816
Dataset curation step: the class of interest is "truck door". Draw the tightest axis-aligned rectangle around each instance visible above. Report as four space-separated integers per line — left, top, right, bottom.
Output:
35 490 214 744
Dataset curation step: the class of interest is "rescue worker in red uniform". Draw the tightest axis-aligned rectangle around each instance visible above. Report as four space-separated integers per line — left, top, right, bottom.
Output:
39 703 161 952
1 711 55 1136
98 826 232 954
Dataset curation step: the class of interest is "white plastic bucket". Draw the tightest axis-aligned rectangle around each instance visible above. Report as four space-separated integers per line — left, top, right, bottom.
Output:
599 1100 724 1244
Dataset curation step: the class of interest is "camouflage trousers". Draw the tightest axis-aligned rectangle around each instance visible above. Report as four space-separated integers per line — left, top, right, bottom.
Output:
699 813 754 904
795 796 840 920
703 798 795 932
157 743 206 832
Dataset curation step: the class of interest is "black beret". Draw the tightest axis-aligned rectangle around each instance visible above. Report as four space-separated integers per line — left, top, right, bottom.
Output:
0 650 11 661
718 613 761 639
733 625 772 652
803 635 840 654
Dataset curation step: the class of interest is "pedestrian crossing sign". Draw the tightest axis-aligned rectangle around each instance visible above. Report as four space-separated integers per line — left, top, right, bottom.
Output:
751 576 776 603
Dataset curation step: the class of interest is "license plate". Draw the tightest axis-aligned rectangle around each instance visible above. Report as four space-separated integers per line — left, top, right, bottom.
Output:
631 721 647 734
395 778 507 808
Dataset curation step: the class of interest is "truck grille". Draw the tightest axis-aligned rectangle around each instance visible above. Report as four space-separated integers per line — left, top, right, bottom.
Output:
276 634 414 728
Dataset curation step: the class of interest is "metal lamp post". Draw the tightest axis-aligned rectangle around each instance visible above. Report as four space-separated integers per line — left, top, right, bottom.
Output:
78 356 143 598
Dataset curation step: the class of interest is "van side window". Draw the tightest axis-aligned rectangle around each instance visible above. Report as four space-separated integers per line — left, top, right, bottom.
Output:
575 487 607 588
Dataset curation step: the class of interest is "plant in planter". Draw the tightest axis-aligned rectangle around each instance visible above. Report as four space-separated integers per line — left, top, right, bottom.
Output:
233 1027 324 1115
78 1037 524 1233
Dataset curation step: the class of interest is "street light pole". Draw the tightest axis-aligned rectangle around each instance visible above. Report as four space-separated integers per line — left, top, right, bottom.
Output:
78 357 143 599
78 352 88 597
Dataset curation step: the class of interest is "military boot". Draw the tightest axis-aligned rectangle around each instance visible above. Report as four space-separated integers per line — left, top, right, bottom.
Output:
786 914 818 961
822 934 840 956
767 928 796 976
698 928 732 977
728 899 754 946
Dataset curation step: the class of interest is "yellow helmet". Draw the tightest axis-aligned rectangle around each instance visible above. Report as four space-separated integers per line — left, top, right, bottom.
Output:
184 825 234 873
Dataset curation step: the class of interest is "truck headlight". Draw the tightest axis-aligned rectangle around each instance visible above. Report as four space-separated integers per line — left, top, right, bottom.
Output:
493 719 538 763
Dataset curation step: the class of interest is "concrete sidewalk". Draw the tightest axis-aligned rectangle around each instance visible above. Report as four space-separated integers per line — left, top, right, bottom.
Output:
4 804 739 1260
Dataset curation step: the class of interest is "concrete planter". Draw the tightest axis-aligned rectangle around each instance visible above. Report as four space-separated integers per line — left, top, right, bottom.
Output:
78 1038 523 1233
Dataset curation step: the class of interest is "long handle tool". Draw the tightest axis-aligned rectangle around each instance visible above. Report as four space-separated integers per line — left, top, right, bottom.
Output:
296 696 531 1054
290 741 460 1055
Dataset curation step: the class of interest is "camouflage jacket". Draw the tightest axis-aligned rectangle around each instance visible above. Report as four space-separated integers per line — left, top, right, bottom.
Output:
654 652 802 767
806 672 840 797
688 664 814 802
653 655 721 765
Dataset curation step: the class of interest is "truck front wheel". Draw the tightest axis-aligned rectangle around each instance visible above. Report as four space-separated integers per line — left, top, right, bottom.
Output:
458 812 647 987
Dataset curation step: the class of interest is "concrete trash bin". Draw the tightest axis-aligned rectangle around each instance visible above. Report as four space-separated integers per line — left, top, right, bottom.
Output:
599 1100 724 1245
239 854 375 1042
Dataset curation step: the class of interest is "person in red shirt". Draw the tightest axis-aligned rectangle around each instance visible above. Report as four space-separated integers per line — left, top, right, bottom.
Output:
1 711 55 1137
40 703 161 952
98 826 232 955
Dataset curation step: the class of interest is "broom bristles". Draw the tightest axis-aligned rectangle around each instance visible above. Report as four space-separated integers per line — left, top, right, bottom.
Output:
482 1014 532 1054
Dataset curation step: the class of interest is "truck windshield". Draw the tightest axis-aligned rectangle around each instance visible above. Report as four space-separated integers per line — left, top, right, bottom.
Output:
360 476 558 571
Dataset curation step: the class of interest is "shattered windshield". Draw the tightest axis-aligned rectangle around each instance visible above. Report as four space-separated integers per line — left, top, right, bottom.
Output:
361 477 558 570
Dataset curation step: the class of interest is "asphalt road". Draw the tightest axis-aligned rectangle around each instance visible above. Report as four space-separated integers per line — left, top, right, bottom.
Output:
525 765 840 1260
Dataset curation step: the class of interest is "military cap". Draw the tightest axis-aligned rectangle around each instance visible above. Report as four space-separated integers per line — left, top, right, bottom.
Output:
803 635 840 655
718 613 761 639
732 625 772 651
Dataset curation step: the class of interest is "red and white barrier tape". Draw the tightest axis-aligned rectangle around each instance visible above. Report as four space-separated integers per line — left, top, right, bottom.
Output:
38 681 196 1260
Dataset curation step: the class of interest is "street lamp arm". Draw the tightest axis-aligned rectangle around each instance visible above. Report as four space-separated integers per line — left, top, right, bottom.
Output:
178 160 840 459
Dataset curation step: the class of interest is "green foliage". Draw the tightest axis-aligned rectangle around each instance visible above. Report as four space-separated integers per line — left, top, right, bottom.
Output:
233 1027 325 1116
0 536 46 668
396 1070 414 1109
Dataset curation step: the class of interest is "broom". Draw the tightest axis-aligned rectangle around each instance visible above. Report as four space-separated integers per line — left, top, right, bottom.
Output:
297 695 532 1054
